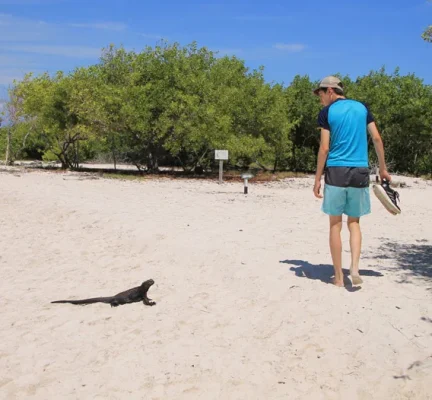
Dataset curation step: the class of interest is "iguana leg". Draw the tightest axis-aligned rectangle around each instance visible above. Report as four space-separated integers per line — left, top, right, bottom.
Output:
143 297 156 306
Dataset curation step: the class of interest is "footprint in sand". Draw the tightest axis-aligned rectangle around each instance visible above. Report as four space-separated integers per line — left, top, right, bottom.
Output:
190 292 210 301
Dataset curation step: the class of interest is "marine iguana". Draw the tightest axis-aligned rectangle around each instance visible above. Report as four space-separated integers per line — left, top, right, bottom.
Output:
51 279 156 307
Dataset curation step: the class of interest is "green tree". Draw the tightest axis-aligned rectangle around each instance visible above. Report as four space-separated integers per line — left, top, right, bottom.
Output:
423 26 432 42
14 72 95 169
7 41 431 176
352 67 432 175
285 75 321 171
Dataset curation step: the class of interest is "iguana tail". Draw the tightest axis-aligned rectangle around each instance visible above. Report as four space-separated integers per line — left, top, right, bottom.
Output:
51 297 114 305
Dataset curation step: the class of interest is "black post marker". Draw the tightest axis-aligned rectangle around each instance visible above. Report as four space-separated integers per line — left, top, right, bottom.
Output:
241 173 253 195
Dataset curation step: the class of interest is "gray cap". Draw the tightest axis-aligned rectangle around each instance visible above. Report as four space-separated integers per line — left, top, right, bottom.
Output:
313 76 344 94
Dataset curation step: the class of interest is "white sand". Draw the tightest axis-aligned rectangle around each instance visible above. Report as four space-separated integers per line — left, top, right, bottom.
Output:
1 168 431 400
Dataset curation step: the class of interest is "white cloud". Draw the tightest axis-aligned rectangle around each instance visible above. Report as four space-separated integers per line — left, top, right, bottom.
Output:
0 14 54 41
0 14 47 24
0 53 38 67
0 44 101 58
69 22 127 31
0 14 127 42
0 65 44 86
273 43 306 52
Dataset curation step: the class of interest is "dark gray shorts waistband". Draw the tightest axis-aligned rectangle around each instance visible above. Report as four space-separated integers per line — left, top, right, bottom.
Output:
325 167 370 188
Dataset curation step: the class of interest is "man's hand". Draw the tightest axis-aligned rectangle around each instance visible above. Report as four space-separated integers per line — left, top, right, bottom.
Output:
314 179 323 198
379 168 392 182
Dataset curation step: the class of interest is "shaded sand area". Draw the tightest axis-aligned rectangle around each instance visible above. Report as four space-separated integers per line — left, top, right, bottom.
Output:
1 168 431 399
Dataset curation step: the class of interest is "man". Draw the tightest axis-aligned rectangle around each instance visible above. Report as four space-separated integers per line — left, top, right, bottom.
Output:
313 76 391 287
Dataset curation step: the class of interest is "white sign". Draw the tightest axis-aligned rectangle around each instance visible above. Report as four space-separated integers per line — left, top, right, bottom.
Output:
215 150 229 160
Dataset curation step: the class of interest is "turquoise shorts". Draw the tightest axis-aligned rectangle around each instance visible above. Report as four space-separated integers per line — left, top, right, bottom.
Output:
322 184 371 217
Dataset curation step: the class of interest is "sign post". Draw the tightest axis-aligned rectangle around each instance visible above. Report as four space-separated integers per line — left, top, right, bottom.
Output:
215 150 228 184
219 160 223 184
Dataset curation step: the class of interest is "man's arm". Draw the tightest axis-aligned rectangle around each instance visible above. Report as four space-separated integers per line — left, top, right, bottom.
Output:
367 122 391 181
313 128 330 198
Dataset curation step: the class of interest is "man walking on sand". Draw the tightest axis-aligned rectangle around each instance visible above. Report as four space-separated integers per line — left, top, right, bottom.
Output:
312 76 391 287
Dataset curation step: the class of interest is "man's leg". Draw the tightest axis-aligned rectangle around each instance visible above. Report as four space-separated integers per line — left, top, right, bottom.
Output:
345 185 370 285
347 217 363 285
329 215 343 286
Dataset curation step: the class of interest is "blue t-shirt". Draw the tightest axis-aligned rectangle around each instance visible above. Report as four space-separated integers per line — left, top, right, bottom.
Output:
318 98 374 167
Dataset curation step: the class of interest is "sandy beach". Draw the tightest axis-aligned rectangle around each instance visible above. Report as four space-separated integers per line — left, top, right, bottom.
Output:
1 167 431 400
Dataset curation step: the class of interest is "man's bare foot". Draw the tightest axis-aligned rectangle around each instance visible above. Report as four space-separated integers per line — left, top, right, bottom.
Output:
332 278 344 287
350 267 363 285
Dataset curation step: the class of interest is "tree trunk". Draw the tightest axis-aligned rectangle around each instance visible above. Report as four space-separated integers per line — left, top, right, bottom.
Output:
75 140 80 169
72 141 79 169
5 128 12 165
111 134 117 171
292 145 296 171
273 157 278 173
147 149 159 172
58 154 68 169
254 159 269 172
55 147 71 169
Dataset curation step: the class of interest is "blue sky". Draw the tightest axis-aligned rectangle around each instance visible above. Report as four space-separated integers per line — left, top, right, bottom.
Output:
0 0 431 101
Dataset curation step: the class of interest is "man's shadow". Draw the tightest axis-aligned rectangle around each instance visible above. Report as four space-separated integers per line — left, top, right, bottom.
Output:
280 259 384 292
